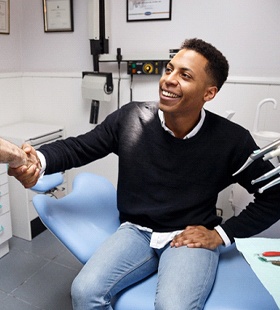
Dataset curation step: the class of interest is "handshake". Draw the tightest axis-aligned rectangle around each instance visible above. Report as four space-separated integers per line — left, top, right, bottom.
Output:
0 138 42 188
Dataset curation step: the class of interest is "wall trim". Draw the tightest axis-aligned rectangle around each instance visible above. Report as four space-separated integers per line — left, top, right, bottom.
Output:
227 76 280 86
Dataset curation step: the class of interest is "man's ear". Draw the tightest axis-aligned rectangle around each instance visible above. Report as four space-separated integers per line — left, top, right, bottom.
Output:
204 86 218 102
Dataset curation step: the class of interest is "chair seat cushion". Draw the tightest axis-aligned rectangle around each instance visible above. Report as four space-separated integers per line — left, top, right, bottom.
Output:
113 244 278 310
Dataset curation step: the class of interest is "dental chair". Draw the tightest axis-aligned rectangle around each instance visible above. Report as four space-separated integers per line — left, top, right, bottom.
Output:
32 172 64 195
32 172 278 309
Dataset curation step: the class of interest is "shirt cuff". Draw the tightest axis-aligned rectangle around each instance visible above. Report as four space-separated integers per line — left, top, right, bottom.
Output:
214 225 231 247
36 151 46 175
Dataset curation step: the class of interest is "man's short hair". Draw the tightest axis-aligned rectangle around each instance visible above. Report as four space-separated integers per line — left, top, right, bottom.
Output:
181 38 229 91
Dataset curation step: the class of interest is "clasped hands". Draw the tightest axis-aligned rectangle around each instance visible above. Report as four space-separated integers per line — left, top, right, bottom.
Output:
170 225 223 250
8 143 41 188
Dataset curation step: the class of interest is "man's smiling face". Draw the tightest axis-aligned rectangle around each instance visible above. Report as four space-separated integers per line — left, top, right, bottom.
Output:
159 49 215 117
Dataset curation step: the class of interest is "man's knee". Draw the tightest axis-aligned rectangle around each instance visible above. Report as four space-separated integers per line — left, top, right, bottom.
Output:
71 274 87 306
71 272 111 309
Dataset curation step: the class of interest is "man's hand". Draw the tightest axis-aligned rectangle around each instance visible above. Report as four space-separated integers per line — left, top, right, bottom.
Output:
170 225 223 250
22 143 41 169
8 143 41 188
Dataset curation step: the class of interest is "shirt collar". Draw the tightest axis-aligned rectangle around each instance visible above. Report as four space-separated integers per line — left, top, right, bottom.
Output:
158 109 206 139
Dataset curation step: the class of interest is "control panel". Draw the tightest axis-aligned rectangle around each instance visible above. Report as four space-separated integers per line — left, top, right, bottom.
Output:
127 60 164 75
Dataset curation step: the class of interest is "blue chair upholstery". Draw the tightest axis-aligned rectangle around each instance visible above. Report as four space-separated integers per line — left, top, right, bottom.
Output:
32 172 64 193
33 173 119 264
32 172 278 309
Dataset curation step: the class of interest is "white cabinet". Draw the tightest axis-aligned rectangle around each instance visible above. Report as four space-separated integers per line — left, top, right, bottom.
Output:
0 164 12 258
0 122 67 241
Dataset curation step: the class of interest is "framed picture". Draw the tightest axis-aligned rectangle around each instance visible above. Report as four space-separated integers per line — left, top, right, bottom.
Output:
0 0 10 34
43 0 74 32
127 0 172 22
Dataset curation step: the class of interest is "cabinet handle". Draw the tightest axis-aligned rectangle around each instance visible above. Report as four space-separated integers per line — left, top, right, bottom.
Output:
0 225 4 234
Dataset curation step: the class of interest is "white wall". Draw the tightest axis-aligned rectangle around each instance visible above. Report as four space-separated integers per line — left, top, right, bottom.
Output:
1 0 280 218
0 74 23 126
20 0 91 72
0 1 22 71
2 0 280 75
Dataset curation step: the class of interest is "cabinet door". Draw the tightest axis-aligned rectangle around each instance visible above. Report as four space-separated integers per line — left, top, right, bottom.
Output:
0 212 12 244
0 194 10 214
0 164 7 175
0 182 8 195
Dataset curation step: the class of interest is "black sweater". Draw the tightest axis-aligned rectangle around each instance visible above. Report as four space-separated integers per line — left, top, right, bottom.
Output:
39 101 280 243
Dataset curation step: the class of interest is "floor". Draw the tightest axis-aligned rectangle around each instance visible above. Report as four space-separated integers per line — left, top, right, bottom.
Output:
0 230 83 310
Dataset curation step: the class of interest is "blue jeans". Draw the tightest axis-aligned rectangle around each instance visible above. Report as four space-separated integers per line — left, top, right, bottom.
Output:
71 223 220 310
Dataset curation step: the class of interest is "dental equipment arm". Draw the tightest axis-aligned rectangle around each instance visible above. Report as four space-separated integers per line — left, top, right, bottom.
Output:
263 147 280 161
251 164 280 184
232 138 280 176
258 176 280 193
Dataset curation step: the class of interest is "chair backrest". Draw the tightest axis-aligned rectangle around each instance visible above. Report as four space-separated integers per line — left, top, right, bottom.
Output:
33 172 120 264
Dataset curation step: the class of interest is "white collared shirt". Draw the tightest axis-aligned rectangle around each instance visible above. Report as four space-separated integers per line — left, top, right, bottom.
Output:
158 108 206 139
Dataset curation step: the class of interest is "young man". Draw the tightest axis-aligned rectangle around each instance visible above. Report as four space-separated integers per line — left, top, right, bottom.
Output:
9 38 280 309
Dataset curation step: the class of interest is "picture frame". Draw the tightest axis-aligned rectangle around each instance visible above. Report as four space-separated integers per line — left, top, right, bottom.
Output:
0 0 10 35
127 0 172 22
43 0 74 32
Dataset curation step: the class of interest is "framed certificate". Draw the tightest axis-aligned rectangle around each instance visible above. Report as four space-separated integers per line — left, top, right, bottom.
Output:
127 0 172 22
43 0 74 32
0 0 10 34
